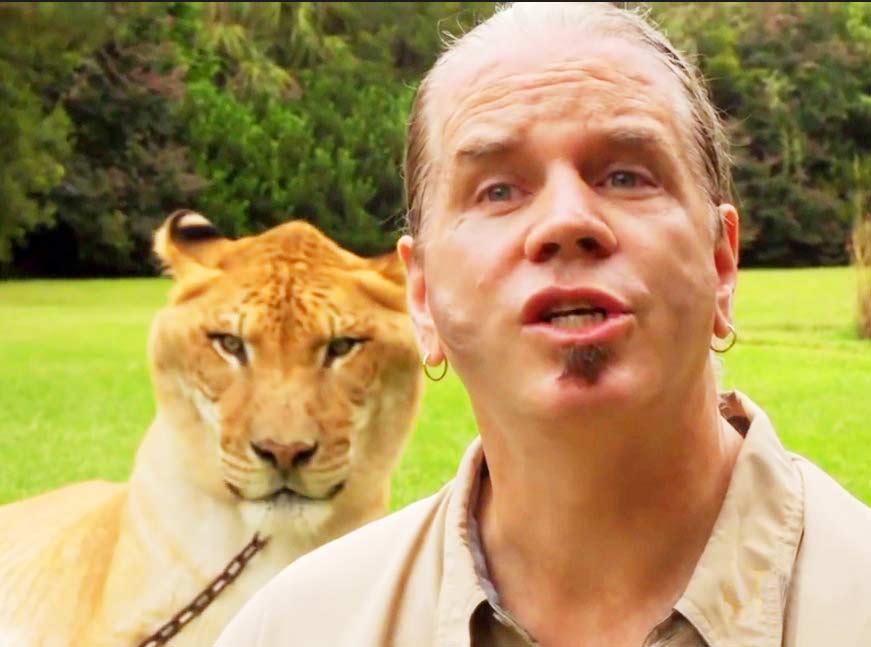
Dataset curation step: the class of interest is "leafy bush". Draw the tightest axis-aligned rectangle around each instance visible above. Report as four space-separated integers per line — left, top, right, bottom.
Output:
28 4 205 275
653 2 871 267
181 68 413 255
0 3 106 267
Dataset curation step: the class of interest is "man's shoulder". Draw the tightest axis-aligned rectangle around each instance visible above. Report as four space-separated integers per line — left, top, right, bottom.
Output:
784 455 871 641
216 483 456 646
790 456 871 593
791 453 871 546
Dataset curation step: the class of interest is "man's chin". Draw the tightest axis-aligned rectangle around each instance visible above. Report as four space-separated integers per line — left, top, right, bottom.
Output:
528 350 639 413
559 344 612 384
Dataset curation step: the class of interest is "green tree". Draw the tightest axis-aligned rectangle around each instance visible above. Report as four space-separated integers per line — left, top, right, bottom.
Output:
0 3 106 267
45 4 207 275
653 2 871 266
3 2 867 275
176 2 493 255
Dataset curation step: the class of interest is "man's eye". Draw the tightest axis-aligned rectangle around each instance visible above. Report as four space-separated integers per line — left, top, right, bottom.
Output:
606 170 644 189
485 183 516 202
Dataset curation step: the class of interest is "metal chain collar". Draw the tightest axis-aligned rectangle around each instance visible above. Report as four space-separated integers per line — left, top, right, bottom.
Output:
137 532 271 647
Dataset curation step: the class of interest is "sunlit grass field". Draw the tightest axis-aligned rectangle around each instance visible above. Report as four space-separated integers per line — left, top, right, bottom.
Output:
1 267 869 509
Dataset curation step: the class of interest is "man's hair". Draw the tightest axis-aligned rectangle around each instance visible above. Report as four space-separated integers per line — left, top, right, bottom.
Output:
403 2 733 238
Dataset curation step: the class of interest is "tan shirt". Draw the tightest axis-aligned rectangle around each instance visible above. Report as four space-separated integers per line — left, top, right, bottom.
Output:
216 392 871 646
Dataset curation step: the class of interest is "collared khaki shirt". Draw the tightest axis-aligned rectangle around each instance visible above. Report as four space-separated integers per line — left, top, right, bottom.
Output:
216 392 871 646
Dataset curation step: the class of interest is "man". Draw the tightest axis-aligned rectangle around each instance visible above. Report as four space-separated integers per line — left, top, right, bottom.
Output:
217 3 871 645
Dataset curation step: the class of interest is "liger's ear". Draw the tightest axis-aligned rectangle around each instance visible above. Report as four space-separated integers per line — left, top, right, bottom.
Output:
354 250 408 313
153 210 229 279
368 250 406 287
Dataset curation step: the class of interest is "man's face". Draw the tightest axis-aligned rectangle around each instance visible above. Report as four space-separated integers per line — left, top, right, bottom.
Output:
401 35 738 426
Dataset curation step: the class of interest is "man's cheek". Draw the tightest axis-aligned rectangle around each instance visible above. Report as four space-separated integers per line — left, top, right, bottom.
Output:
631 236 713 324
641 215 713 286
428 282 487 357
442 221 520 290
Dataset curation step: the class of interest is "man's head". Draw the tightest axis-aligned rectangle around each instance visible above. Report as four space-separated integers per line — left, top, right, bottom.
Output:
405 2 735 241
398 2 740 428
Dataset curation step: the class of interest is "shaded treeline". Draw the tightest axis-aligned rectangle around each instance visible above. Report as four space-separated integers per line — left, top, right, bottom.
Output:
1 2 869 276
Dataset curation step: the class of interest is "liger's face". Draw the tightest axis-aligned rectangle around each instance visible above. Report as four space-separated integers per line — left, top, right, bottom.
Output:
405 36 737 426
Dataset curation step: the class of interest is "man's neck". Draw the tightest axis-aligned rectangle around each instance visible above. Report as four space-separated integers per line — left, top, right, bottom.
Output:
475 381 743 646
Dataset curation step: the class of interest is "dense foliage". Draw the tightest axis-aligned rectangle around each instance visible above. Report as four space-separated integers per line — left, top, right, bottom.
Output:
1 2 869 276
654 2 871 267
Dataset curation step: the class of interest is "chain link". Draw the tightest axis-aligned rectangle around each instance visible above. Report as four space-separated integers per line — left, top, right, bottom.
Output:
137 532 271 647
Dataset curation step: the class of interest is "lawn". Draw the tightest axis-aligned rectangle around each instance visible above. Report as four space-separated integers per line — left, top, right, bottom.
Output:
1 267 869 510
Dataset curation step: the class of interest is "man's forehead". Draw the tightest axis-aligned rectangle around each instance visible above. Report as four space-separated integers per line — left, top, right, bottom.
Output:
453 119 675 164
427 35 689 160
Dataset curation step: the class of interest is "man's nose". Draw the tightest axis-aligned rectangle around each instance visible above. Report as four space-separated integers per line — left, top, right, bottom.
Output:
523 166 617 263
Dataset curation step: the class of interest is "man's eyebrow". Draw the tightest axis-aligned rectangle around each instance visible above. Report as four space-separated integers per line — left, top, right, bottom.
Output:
453 132 524 160
452 124 681 166
596 124 673 150
594 124 685 176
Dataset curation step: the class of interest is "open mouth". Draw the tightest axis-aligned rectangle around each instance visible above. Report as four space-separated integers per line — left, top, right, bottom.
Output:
540 303 609 329
521 287 633 343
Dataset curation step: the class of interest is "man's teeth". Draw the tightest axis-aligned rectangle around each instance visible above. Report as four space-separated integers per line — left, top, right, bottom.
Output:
549 311 607 328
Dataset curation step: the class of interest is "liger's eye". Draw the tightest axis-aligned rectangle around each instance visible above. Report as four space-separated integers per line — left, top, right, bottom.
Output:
208 333 247 365
328 338 355 357
221 335 243 355
324 337 368 367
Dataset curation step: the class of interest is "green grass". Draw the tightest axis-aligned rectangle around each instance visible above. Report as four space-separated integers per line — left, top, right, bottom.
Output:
1 268 869 510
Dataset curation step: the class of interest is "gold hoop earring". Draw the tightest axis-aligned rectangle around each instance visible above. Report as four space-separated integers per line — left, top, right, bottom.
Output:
711 323 737 354
422 352 448 382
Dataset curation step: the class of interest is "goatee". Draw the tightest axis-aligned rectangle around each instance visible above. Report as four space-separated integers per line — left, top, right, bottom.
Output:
561 344 611 384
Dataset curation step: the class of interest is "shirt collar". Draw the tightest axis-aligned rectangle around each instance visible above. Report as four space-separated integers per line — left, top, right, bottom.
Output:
435 435 489 647
674 391 804 647
434 391 805 647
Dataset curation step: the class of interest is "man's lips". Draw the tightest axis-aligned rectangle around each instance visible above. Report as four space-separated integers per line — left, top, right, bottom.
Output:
521 287 632 324
520 286 634 345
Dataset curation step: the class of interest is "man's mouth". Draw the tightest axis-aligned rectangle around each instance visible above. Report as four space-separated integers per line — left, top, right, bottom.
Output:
523 287 630 324
541 302 609 329
521 287 633 344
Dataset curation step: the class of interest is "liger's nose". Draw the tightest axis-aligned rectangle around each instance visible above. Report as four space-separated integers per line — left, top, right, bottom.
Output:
251 439 318 471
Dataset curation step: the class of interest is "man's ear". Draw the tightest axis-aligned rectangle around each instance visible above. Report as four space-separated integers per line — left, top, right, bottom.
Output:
713 204 740 338
397 235 444 365
153 210 230 279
